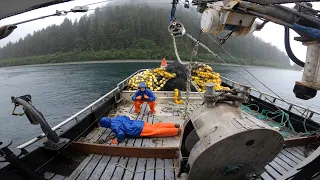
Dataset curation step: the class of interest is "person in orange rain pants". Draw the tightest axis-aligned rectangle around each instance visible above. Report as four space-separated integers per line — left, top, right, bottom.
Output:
132 82 156 114
100 116 182 144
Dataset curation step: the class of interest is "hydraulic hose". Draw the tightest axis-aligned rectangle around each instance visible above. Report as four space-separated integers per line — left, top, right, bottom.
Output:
284 27 305 67
13 97 59 143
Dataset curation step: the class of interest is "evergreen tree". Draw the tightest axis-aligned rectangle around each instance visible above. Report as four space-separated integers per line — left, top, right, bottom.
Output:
0 5 291 68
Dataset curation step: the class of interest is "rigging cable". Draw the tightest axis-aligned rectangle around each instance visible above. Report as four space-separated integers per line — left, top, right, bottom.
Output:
177 1 308 119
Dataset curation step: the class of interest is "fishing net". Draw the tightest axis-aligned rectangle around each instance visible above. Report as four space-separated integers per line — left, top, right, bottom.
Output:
164 61 196 91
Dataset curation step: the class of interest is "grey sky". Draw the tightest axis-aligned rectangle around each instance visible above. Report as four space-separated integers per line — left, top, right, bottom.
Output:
0 0 319 63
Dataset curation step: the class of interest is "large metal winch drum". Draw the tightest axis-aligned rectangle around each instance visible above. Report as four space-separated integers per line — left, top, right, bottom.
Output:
179 102 284 180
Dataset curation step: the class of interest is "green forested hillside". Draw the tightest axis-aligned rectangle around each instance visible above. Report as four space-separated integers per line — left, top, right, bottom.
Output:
0 4 291 68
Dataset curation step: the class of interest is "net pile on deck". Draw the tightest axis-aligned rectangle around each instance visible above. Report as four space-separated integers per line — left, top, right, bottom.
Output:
127 61 229 92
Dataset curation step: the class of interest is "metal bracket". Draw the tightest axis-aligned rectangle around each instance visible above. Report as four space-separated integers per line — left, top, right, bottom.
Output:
42 138 70 151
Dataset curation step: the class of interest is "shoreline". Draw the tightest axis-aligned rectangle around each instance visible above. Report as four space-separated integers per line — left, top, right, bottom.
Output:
0 59 297 71
1 59 236 69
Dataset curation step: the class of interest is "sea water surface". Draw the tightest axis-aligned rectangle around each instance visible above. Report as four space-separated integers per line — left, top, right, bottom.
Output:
0 62 319 146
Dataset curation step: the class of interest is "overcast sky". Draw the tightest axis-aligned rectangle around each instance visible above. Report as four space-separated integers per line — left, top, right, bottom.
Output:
0 0 319 63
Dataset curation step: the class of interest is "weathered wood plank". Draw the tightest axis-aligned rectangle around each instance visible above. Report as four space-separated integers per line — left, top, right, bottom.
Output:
100 156 120 180
122 157 138 180
281 150 303 163
269 161 287 175
265 165 281 179
291 147 306 158
272 157 292 171
70 142 178 158
164 159 175 180
89 128 106 143
260 172 274 180
284 136 318 148
51 174 66 180
89 156 111 180
97 128 112 142
145 158 156 180
76 155 102 180
285 148 305 161
66 154 94 180
276 153 297 167
82 128 100 142
155 158 165 180
290 147 307 159
111 157 130 180
133 158 147 180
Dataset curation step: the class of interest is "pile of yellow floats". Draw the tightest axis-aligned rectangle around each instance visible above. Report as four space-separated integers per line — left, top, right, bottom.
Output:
174 89 183 104
192 64 230 92
128 68 176 91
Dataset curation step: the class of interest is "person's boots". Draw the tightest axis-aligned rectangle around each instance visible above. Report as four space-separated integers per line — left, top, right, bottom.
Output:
134 101 141 113
148 101 156 114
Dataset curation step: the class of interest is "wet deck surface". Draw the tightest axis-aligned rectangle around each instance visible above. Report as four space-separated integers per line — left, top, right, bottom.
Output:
45 102 311 180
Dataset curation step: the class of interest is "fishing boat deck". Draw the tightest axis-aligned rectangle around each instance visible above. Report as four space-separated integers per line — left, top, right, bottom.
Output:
43 100 312 180
44 146 310 180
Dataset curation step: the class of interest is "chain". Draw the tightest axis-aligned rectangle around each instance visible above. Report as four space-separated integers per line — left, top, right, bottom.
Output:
184 30 203 120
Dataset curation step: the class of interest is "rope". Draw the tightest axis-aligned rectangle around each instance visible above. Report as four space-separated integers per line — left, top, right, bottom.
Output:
172 35 188 65
115 163 175 173
241 104 320 138
177 1 308 119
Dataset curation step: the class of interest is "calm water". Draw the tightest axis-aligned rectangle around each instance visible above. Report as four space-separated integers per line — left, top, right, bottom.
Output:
0 62 319 147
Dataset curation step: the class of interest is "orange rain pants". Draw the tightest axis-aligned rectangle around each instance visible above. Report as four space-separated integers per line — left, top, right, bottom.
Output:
140 122 179 137
133 100 156 114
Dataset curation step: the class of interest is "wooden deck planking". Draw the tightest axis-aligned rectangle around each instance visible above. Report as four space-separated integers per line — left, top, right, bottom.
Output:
133 158 147 180
89 128 106 143
272 157 292 171
265 165 281 179
97 128 112 143
276 152 298 167
82 128 100 142
260 172 275 180
164 159 175 180
76 155 102 180
122 157 138 180
289 147 307 159
88 156 111 180
281 150 303 164
145 158 156 180
68 102 316 180
268 161 287 175
66 154 94 180
65 147 311 180
111 157 130 180
100 156 121 180
291 147 306 157
155 158 165 180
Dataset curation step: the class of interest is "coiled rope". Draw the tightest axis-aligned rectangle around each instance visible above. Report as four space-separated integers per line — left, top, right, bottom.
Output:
241 104 320 138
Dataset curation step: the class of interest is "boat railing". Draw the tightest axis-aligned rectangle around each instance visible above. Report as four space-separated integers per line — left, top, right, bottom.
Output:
221 76 320 121
17 69 146 149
